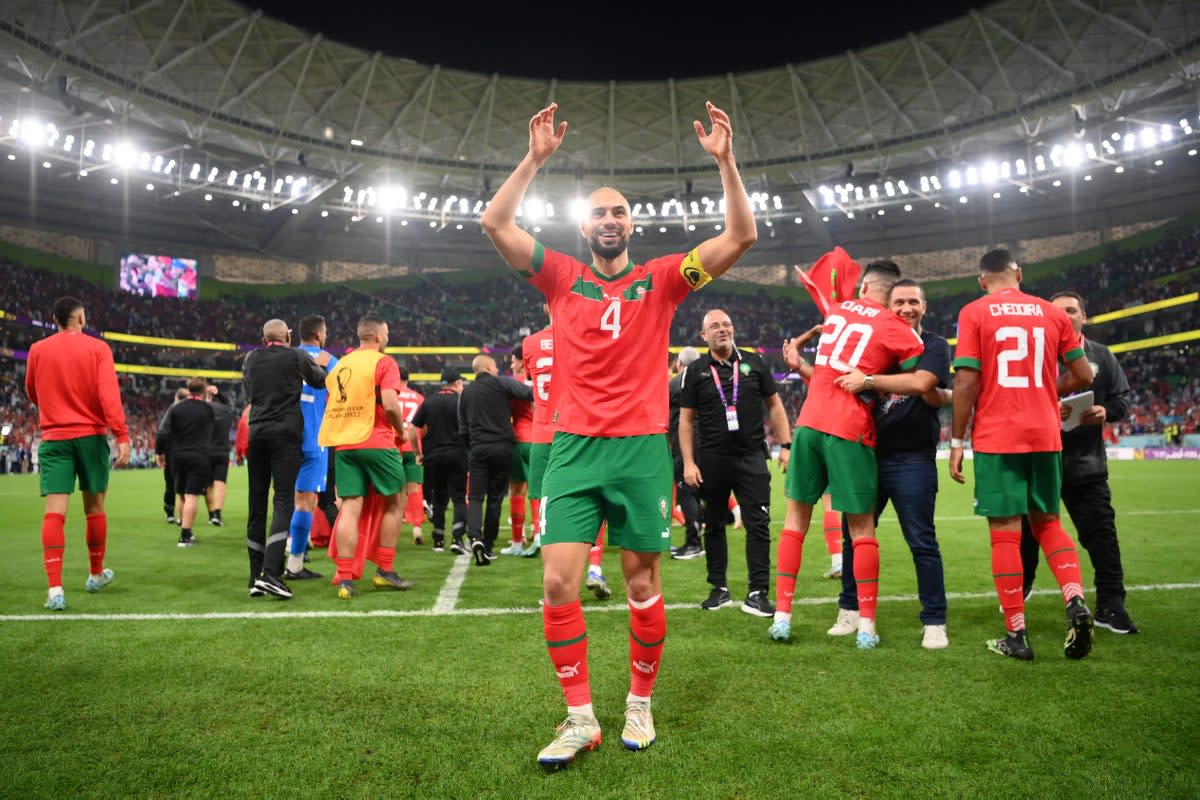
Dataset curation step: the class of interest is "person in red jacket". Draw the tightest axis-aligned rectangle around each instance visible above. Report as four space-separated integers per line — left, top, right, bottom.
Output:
234 405 250 465
24 296 131 611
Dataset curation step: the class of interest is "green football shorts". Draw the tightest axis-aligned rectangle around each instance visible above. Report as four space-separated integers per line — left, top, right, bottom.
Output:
401 451 424 485
540 433 673 552
335 448 406 498
785 426 877 514
38 435 112 496
528 441 552 498
972 451 1062 517
510 441 532 485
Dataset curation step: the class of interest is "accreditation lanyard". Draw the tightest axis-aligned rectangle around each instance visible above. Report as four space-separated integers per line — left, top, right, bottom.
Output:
710 361 739 432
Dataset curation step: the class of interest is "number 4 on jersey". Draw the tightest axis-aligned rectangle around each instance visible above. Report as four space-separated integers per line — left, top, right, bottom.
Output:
600 299 622 340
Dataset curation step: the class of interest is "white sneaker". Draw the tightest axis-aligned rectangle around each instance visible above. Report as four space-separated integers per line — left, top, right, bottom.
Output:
922 624 950 650
731 505 743 529
412 526 424 545
827 608 860 636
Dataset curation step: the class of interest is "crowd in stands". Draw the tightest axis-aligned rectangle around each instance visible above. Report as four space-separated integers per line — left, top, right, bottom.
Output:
1 224 1197 465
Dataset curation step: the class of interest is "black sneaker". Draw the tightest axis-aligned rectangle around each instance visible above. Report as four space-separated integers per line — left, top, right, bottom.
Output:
284 567 323 580
449 540 469 556
1094 607 1139 635
248 579 264 597
209 516 224 527
700 586 733 610
1064 597 1095 659
165 514 178 525
672 543 705 561
471 539 490 567
253 574 294 599
432 533 446 553
177 531 195 548
741 590 775 617
986 630 1034 661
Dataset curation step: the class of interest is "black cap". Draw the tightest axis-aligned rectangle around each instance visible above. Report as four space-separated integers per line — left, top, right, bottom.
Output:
441 367 462 383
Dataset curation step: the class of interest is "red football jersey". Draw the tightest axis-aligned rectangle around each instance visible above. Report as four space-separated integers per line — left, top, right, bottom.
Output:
395 385 425 453
952 287 1084 453
509 367 534 443
796 297 924 448
522 325 555 444
526 244 692 437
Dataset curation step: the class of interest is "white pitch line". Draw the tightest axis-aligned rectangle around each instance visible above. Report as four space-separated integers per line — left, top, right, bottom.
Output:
1 582 1196 623
928 509 1200 522
432 552 472 613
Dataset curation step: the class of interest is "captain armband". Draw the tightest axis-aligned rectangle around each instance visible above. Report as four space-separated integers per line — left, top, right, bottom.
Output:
680 248 713 290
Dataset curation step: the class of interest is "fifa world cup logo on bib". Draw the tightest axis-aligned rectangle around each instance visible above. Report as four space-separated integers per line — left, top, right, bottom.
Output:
334 367 352 403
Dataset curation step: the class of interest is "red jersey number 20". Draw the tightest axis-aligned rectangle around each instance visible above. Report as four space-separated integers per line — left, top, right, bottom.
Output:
814 314 874 371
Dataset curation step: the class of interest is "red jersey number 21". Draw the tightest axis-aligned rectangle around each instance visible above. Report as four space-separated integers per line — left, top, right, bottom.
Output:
600 299 622 340
995 326 1045 388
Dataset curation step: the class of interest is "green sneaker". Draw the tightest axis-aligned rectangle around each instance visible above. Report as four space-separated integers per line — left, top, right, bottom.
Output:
620 701 656 751
537 713 601 769
986 630 1034 661
85 568 114 593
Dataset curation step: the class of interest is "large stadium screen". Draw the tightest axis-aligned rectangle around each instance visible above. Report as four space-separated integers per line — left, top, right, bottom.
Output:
118 253 199 300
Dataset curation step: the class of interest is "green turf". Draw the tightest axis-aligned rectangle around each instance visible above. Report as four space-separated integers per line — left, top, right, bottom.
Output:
1 461 1197 799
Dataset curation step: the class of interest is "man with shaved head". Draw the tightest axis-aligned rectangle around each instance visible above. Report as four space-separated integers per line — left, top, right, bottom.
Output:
242 318 330 599
482 100 757 766
457 351 533 565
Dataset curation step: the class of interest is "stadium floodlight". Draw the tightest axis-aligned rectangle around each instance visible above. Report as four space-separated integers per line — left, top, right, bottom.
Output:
1019 185 1030 193
1084 143 1098 160
948 169 962 189
646 202 657 217
1140 127 1157 148
343 186 353 203
232 199 240 207
42 161 50 168
350 139 363 147
1123 133 1136 152
83 139 95 157
204 193 212 201
291 208 299 214
376 215 383 223
877 209 885 216
242 173 253 189
19 120 45 147
773 195 783 210
273 178 284 194
428 196 439 211
113 143 136 169
884 181 895 197
1154 159 1163 166
320 209 329 217
965 166 979 186
903 204 912 212
567 197 589 222
101 143 113 162
992 191 1001 199
459 197 469 214
207 166 219 182
822 215 830 222
263 202 271 210
1114 166 1125 173
919 176 930 192
930 176 942 190
164 160 175 175
291 177 307 197
109 177 118 185
1102 140 1116 155
226 171 238 186
46 127 59 148
138 152 151 170
846 211 855 219
1064 143 1083 167
1050 146 1063 167
63 135 74 152
1052 179 1062 187
1190 149 1198 157
1035 155 1047 171
981 162 998 184
1084 174 1093 181
958 196 968 204
868 184 878 198
1160 124 1173 142
145 183 154 191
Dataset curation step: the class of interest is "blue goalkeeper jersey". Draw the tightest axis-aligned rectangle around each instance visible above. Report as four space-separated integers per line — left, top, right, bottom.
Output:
298 344 337 453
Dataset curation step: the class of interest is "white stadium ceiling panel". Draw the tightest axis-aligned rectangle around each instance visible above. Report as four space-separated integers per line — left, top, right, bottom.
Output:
0 0 1197 256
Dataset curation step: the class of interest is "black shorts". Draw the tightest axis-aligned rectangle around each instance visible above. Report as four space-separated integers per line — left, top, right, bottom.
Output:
172 450 213 495
210 455 229 483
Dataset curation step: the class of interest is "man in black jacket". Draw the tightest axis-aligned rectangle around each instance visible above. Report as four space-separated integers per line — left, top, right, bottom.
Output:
408 368 469 554
156 377 215 548
1020 291 1138 634
458 354 534 565
204 385 236 527
679 309 793 617
668 346 705 560
242 318 329 598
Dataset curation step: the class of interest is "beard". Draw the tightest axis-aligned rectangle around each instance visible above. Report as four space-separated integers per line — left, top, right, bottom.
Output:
588 229 628 260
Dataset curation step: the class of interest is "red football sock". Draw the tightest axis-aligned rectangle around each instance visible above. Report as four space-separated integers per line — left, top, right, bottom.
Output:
543 598 591 707
1030 518 1085 603
375 545 395 573
823 510 841 556
530 498 542 536
671 484 684 525
85 513 107 574
42 512 66 588
990 529 1026 632
404 491 424 525
775 528 806 614
727 495 737 511
629 594 666 697
510 496 525 544
334 556 356 583
851 536 879 622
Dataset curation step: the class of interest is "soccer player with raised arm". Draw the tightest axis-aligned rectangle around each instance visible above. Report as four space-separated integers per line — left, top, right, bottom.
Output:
770 260 924 649
481 100 756 768
949 249 1096 661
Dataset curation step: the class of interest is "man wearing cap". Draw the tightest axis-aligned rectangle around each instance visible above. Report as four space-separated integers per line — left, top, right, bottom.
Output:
408 367 469 553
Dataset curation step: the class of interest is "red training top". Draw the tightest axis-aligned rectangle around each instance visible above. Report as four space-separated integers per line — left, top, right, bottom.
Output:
25 329 129 443
522 325 555 444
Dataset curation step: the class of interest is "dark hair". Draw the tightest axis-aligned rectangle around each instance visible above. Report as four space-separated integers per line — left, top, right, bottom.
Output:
1050 290 1086 315
863 259 901 293
888 277 923 300
980 249 1017 273
187 376 207 395
298 314 326 341
52 296 83 328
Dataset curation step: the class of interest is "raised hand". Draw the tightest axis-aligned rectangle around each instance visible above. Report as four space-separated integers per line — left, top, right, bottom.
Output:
694 101 734 161
529 103 568 165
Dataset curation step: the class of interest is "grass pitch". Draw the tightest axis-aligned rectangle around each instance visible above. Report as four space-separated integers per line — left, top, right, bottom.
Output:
0 460 1197 799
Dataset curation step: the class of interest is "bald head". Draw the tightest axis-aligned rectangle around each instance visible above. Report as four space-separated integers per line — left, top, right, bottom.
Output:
262 319 289 344
472 354 497 375
700 308 735 358
582 186 633 261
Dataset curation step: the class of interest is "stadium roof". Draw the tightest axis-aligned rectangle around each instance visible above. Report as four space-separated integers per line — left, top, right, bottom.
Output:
1 0 1199 272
